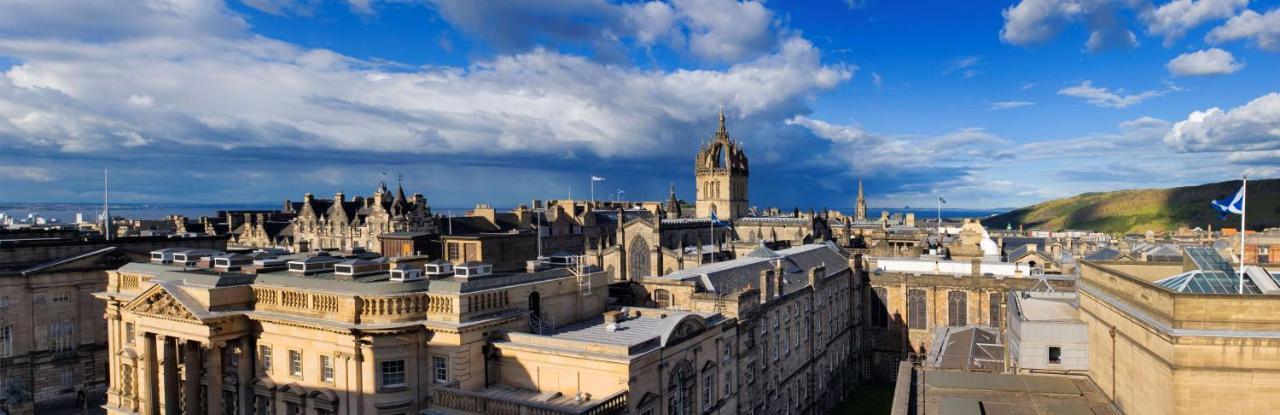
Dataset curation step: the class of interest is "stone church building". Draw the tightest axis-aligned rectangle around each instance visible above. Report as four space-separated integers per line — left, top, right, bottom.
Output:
587 111 832 282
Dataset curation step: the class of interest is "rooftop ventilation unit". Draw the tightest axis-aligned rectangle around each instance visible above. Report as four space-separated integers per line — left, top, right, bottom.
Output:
453 261 492 279
334 257 389 278
424 259 455 278
389 263 424 282
287 254 342 275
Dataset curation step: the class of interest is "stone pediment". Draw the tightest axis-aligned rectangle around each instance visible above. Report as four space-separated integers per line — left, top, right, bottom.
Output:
125 284 201 322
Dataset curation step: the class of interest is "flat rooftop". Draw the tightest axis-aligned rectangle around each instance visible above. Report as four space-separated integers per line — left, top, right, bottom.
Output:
896 366 1118 415
1013 292 1079 322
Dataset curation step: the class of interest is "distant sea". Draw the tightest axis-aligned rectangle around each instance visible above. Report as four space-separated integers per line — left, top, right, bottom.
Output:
0 202 1010 224
0 203 279 223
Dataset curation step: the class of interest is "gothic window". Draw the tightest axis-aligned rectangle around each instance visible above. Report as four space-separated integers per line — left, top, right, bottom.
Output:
948 291 967 327
871 287 889 327
989 292 1002 328
667 360 696 415
629 236 651 280
653 289 672 308
906 289 927 330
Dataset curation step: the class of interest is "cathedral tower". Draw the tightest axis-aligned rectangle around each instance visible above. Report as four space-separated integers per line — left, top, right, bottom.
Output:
695 109 749 219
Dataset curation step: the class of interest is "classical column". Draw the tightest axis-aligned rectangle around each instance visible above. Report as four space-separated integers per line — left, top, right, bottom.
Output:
207 342 224 415
141 333 160 415
184 340 202 415
238 338 255 415
162 336 180 415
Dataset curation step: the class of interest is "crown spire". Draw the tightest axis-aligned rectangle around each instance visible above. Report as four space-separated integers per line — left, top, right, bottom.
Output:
715 106 729 142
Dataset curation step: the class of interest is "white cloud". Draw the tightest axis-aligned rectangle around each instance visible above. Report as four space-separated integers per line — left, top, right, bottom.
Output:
1021 82 1038 90
1165 92 1280 153
0 0 247 41
1057 80 1167 108
1142 0 1247 46
1085 27 1138 52
425 0 779 63
989 101 1036 110
785 116 1007 176
0 165 54 182
871 72 882 87
0 13 850 159
624 1 679 45
1000 0 1244 50
946 56 982 78
1166 48 1243 76
674 0 776 62
1000 0 1088 45
1206 8 1280 50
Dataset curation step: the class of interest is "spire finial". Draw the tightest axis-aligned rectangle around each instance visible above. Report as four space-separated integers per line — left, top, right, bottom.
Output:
715 106 729 142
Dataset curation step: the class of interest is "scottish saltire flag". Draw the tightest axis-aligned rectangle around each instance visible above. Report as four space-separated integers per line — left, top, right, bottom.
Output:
1211 184 1245 220
711 212 729 227
591 176 605 181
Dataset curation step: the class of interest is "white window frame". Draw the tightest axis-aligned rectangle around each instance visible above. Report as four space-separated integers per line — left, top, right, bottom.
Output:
381 359 407 389
260 345 273 374
320 355 334 383
289 350 303 377
702 371 715 409
432 356 448 383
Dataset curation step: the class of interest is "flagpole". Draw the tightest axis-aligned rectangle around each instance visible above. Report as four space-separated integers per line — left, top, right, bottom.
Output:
1240 174 1247 294
936 196 941 236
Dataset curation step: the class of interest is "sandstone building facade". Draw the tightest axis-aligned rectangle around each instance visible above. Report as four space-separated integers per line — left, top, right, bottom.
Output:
0 232 226 415
863 259 1074 381
1078 249 1280 415
285 182 437 253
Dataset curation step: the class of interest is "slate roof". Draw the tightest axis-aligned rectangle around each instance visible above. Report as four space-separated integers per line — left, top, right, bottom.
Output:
540 309 721 351
1083 247 1123 261
660 243 848 295
1002 237 1046 252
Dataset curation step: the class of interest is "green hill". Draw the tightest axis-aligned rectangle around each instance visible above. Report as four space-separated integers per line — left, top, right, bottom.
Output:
982 178 1280 235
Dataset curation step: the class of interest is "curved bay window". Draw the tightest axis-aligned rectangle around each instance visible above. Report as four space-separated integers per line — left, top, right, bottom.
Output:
947 291 967 327
906 289 927 330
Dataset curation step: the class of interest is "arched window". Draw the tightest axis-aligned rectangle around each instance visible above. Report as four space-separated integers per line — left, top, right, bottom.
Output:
667 360 696 415
871 287 889 327
629 236 650 280
907 289 927 329
989 292 1002 327
653 289 672 308
948 291 967 327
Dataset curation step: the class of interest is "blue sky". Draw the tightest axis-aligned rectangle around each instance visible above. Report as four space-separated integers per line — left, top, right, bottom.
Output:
1 0 1278 210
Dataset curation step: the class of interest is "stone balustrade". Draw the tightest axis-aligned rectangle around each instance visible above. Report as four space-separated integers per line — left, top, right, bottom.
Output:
429 386 627 415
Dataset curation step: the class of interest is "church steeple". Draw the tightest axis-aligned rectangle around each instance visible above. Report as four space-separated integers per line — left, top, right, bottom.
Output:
715 106 729 142
855 177 867 221
666 182 681 219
